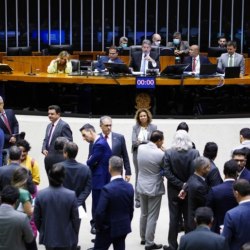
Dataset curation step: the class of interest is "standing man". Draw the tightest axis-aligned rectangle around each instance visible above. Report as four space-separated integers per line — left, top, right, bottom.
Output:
162 130 199 250
0 185 34 250
179 207 229 250
206 159 238 234
217 40 245 76
183 45 211 74
137 130 165 250
0 96 19 165
222 179 250 250
79 123 112 235
99 116 131 182
94 156 134 250
34 163 79 250
42 105 73 156
129 39 160 73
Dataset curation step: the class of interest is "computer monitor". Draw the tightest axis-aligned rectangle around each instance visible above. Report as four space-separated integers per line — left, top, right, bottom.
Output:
161 64 189 77
0 64 13 73
48 44 73 55
207 47 227 57
103 62 132 75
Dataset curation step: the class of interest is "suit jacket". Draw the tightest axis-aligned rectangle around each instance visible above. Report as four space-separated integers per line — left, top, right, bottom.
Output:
44 150 65 173
206 180 238 233
0 109 19 148
167 40 190 55
239 167 250 182
62 159 92 210
129 51 160 71
42 118 73 153
217 52 245 75
95 56 123 71
0 204 34 250
187 174 209 231
206 160 223 189
34 186 79 247
137 141 165 196
131 123 157 152
0 163 35 194
95 178 134 238
87 137 112 190
183 55 211 72
99 132 131 176
179 225 229 250
222 201 250 250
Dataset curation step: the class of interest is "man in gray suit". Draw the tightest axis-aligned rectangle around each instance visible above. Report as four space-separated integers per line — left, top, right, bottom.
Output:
137 130 165 250
42 105 73 156
0 185 34 250
217 40 245 76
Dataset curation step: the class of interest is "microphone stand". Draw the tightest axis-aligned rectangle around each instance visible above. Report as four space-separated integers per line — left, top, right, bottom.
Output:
6 59 36 76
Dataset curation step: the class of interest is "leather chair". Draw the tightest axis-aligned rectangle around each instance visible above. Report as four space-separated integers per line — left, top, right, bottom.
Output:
70 59 80 72
130 45 160 57
7 46 32 56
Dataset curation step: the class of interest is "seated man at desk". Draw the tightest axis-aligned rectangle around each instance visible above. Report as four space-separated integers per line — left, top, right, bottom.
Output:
95 46 123 72
183 44 211 74
129 39 160 73
217 40 245 76
47 50 72 74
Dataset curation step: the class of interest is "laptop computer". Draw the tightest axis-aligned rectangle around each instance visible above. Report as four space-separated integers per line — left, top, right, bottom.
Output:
0 64 13 74
160 64 189 78
224 66 240 78
199 64 218 77
103 62 132 75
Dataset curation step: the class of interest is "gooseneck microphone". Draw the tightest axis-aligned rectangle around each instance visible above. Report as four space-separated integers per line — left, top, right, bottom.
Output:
6 59 36 76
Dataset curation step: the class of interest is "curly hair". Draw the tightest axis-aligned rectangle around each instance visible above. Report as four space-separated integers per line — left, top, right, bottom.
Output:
134 108 152 126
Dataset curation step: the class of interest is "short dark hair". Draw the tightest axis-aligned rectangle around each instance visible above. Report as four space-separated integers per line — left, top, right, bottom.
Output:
79 123 95 133
203 142 218 160
232 148 247 158
227 40 237 48
150 130 164 143
16 139 31 152
176 122 189 132
109 156 123 173
233 179 250 196
0 185 19 205
195 207 214 225
240 128 250 140
54 137 69 151
48 163 65 187
109 46 118 53
63 142 78 159
223 159 238 178
9 146 22 161
48 105 61 114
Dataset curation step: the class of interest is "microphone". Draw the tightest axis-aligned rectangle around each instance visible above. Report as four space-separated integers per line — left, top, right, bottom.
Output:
6 59 36 76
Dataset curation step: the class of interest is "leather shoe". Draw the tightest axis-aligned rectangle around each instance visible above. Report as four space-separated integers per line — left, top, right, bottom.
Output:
90 226 96 234
91 239 95 243
135 201 140 208
141 240 146 245
87 248 94 250
145 243 163 250
76 246 81 250
163 245 172 250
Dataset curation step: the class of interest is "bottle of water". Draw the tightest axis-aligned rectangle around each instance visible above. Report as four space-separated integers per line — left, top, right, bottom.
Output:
175 56 181 64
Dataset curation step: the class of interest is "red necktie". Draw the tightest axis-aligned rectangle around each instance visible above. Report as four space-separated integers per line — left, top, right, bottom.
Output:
192 57 196 72
2 113 12 134
105 135 108 140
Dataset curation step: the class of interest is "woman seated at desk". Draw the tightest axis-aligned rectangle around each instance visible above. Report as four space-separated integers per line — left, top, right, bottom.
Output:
47 50 72 74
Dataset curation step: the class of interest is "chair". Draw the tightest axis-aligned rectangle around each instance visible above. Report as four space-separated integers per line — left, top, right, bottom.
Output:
48 44 73 55
130 45 160 57
70 59 80 72
7 46 32 56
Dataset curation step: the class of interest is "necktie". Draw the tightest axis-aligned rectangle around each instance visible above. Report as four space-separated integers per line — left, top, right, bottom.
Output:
192 57 196 72
229 55 233 67
46 124 54 149
105 135 108 140
2 113 12 134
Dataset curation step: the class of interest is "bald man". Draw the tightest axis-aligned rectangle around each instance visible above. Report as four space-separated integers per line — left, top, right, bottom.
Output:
152 34 162 47
183 45 211 74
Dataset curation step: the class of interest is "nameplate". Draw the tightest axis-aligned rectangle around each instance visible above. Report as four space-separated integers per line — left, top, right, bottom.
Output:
135 76 156 89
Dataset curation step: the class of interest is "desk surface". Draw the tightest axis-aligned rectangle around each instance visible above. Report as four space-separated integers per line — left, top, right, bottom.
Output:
1 71 250 86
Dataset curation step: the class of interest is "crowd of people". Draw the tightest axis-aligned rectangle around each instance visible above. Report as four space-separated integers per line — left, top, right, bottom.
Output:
1 98 250 250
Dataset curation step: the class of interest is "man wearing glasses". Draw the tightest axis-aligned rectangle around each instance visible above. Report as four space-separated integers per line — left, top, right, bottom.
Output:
95 46 123 72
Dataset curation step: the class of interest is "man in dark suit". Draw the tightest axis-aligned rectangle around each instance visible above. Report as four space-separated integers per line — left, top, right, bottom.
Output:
0 96 19 164
99 116 131 182
94 156 134 250
0 146 35 194
129 39 160 73
95 46 124 72
79 123 112 235
222 179 250 250
183 45 211 74
0 185 34 250
42 105 73 156
179 207 229 250
206 159 238 234
232 148 250 182
34 163 79 250
186 156 211 232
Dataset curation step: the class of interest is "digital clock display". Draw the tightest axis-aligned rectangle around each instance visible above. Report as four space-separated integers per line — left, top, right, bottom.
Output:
135 76 156 89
